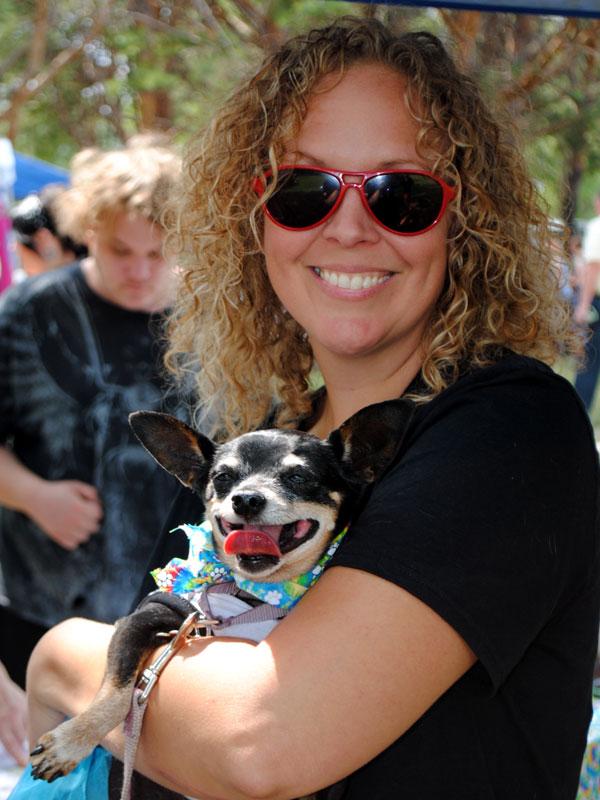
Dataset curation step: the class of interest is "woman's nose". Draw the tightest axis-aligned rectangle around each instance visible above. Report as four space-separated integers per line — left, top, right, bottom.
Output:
322 185 380 246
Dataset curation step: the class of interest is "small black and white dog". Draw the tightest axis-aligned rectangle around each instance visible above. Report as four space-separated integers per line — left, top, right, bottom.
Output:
29 398 413 790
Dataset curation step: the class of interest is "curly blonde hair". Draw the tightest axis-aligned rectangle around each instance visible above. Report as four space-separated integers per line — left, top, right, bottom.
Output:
166 17 578 438
56 134 181 241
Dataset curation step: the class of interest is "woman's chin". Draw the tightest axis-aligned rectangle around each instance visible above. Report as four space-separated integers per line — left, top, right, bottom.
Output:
309 328 390 360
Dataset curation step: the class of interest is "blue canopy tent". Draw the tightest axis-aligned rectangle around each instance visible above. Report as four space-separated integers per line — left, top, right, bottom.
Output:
352 0 600 16
13 152 69 200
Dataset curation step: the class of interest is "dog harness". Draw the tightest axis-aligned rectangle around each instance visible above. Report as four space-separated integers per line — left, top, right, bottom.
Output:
119 521 349 800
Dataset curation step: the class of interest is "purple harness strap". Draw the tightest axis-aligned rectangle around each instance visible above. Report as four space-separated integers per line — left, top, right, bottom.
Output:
190 581 288 629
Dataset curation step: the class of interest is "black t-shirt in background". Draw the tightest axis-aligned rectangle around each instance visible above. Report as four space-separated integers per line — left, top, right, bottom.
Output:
0 264 185 628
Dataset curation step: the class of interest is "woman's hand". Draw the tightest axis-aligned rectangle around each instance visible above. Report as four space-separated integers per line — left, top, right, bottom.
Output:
0 660 28 766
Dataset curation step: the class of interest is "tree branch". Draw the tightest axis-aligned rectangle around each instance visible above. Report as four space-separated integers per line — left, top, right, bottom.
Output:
501 18 579 103
190 0 227 37
127 10 206 44
438 9 482 66
213 0 285 50
1 0 115 137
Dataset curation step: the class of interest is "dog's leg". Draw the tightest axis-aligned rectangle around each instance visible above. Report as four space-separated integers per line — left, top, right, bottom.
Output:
30 603 183 782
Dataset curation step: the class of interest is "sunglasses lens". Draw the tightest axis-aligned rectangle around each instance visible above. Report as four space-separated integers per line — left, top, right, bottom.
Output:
266 169 341 229
364 173 444 233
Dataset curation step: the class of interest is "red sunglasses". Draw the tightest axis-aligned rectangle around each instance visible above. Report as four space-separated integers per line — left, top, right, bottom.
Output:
253 164 456 236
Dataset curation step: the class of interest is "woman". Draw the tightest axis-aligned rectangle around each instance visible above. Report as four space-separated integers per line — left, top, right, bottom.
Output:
21 18 598 800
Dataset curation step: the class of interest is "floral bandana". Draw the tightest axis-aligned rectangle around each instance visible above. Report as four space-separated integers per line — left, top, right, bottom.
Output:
152 520 348 610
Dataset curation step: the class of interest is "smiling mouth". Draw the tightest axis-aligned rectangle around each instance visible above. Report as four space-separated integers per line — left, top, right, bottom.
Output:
216 517 319 572
313 268 391 290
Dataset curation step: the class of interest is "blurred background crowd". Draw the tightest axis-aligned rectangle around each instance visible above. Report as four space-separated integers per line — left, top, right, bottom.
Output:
1 0 600 795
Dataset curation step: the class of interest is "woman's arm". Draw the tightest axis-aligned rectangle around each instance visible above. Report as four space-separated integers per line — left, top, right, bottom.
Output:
28 566 475 800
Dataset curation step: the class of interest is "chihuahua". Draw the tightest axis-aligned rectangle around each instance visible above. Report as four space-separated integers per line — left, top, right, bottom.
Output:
29 398 413 796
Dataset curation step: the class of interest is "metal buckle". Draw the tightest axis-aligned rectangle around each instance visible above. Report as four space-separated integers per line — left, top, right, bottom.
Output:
135 610 218 705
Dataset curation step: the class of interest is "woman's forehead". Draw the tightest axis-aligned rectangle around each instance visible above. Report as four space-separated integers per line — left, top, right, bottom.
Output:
280 63 425 171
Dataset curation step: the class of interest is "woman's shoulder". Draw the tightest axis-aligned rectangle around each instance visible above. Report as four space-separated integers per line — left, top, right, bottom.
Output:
445 350 562 391
422 351 584 422
359 349 597 549
402 350 596 477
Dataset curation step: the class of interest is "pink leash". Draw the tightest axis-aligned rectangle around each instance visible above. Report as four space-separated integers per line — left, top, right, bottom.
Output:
120 688 147 800
118 591 287 800
119 611 203 800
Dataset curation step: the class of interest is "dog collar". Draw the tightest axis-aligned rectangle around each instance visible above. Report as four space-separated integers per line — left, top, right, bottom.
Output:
151 520 348 610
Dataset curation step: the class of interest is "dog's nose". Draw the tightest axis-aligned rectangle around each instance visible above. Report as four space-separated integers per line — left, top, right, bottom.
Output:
231 491 266 517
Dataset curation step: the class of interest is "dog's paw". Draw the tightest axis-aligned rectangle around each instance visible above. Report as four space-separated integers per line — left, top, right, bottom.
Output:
29 732 77 782
29 724 92 782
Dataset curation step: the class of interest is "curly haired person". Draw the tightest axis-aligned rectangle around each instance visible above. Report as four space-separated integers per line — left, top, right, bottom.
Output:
19 18 599 800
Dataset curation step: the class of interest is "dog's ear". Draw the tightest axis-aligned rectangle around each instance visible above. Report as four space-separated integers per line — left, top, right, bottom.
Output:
129 411 216 494
327 399 415 484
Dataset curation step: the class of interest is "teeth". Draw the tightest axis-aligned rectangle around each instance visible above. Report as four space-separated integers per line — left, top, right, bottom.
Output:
316 268 389 290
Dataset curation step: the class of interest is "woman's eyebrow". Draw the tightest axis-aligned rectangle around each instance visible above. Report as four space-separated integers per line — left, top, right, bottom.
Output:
286 151 426 170
285 150 328 167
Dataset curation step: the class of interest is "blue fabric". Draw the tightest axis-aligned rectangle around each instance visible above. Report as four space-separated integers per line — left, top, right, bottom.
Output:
13 153 69 199
9 747 111 799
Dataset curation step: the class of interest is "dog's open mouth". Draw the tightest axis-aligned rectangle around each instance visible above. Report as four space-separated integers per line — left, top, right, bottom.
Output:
217 518 319 565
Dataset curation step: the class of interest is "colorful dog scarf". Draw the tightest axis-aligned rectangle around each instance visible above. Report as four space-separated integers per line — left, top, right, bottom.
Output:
152 520 347 610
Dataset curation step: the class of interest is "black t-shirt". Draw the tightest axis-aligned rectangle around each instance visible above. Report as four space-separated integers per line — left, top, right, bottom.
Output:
0 264 185 627
141 352 600 799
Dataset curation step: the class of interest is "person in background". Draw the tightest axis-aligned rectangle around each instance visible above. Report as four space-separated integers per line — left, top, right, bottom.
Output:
9 184 87 279
19 19 598 800
0 200 13 295
574 191 600 409
549 218 577 306
0 139 16 295
0 659 26 766
570 228 586 289
0 135 186 689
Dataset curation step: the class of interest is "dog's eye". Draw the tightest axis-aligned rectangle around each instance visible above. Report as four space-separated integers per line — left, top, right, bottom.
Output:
212 470 237 490
283 470 312 487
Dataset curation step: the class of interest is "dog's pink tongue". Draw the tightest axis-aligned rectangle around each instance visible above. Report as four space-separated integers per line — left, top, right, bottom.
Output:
224 528 282 558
